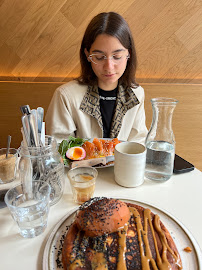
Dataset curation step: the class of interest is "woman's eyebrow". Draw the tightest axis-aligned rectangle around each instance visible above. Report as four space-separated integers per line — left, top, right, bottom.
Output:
92 49 104 53
91 49 126 54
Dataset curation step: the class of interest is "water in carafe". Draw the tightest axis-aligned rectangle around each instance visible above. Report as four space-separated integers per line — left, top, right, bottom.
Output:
145 98 178 181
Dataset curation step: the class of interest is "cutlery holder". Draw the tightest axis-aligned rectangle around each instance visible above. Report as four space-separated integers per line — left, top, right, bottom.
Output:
18 135 64 205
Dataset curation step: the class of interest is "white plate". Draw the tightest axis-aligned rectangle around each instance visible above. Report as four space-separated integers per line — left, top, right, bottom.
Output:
65 159 114 169
43 198 202 270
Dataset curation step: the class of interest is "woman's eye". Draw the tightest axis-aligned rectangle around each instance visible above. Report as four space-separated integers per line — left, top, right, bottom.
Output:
95 55 105 60
113 54 122 60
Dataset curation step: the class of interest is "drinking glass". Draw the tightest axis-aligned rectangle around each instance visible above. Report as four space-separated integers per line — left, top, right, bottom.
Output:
67 167 98 204
5 180 51 238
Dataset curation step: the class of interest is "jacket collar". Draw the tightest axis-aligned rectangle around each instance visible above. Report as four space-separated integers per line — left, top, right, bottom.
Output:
79 85 103 130
80 84 139 137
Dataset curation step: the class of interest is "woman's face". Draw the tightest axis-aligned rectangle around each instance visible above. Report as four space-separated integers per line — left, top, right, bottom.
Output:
85 34 129 90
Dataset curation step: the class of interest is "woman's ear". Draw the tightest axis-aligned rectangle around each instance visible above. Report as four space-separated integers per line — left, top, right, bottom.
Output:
84 48 90 62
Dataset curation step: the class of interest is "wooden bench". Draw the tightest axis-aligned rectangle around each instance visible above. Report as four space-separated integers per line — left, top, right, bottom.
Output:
0 81 201 170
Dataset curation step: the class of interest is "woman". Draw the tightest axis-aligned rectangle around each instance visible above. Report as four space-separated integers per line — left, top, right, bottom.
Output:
45 12 148 144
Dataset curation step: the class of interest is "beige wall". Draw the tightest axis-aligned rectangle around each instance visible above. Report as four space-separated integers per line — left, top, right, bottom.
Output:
0 0 202 83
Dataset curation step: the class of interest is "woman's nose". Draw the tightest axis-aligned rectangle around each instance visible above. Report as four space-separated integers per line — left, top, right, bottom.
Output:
103 58 114 69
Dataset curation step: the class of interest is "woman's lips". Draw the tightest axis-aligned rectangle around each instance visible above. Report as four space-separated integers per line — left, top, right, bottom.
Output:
104 73 115 77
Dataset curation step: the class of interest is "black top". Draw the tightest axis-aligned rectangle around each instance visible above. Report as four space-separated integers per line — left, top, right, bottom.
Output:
98 87 118 138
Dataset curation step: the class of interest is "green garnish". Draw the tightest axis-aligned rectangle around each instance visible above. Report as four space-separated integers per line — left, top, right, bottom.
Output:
58 136 88 166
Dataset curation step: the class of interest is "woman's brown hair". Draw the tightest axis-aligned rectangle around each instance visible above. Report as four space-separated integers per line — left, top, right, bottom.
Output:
78 12 138 88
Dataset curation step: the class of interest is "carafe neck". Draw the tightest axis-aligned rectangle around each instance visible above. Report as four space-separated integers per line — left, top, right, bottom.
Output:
147 98 178 144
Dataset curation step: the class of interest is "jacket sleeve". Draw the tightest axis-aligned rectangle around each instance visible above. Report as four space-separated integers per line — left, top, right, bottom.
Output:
127 87 148 145
45 86 76 142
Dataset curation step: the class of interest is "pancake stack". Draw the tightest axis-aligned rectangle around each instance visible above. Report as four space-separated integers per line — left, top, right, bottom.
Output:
62 197 182 270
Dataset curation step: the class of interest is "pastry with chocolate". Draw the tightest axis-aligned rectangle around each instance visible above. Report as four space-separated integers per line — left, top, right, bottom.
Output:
62 197 182 270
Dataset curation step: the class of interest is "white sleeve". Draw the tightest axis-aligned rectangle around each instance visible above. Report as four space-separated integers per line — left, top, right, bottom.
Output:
45 86 76 142
128 87 148 145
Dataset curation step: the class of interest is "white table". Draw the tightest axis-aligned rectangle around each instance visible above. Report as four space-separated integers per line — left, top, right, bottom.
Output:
0 167 202 270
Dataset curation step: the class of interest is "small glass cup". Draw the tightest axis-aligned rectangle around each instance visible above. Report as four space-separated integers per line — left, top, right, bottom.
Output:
4 180 51 238
67 166 98 204
0 148 18 184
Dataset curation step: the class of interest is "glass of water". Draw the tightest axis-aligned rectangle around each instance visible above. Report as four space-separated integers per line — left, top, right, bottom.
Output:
4 180 51 238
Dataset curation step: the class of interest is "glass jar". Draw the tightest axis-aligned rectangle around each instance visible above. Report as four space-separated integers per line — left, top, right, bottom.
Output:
145 98 178 181
18 135 64 205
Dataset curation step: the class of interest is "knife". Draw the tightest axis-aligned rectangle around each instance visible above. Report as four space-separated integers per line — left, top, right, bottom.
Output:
37 107 44 135
71 155 115 168
21 113 31 146
20 105 39 147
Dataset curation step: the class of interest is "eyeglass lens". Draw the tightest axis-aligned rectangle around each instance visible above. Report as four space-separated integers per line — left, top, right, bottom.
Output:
89 52 129 64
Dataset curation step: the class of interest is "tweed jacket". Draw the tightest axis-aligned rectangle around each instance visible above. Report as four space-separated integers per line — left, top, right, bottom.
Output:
45 80 148 144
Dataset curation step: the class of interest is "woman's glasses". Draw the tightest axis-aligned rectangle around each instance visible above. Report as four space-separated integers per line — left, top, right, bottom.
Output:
88 52 130 65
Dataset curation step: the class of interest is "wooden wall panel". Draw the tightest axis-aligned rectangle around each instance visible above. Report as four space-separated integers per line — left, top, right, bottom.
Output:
0 82 201 171
11 12 75 79
6 0 67 58
0 81 60 147
0 1 201 169
0 0 201 83
144 83 202 171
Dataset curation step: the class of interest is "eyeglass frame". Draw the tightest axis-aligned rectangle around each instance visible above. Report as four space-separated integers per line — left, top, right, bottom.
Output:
88 52 130 65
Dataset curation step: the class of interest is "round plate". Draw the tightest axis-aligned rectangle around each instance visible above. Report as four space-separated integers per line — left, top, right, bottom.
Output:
65 160 114 169
43 198 202 270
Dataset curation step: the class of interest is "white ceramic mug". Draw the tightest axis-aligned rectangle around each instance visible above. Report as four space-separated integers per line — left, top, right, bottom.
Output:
114 142 146 187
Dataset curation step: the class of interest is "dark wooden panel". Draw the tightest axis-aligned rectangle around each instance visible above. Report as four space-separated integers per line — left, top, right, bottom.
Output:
0 82 59 148
0 81 201 170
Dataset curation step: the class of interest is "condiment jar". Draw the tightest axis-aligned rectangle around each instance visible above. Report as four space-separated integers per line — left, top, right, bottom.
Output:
18 135 64 205
0 148 18 184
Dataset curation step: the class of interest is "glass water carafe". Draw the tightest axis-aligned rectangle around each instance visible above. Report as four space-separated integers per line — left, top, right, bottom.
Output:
145 98 178 181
